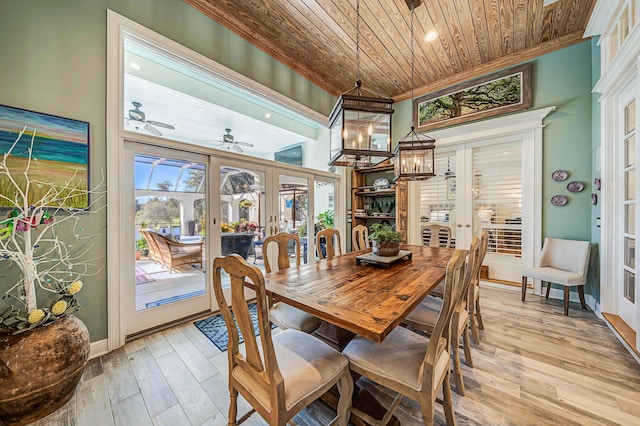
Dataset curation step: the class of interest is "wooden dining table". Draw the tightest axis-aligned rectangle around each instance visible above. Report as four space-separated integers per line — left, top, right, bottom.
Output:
262 244 457 349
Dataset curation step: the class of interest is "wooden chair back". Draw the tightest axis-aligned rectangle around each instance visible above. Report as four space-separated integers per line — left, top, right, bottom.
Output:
421 249 466 392
140 230 161 264
463 237 482 310
316 228 342 259
262 232 301 273
422 223 452 248
351 224 369 251
211 254 284 415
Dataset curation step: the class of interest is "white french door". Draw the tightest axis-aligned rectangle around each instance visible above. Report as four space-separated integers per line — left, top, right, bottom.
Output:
123 143 211 335
620 96 638 329
455 140 526 283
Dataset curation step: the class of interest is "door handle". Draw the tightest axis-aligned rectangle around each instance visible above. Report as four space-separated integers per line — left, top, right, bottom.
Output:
466 224 471 228
213 217 216 225
457 224 462 228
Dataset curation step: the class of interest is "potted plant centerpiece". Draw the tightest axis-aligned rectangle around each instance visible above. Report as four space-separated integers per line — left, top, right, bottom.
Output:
369 223 404 257
0 127 103 425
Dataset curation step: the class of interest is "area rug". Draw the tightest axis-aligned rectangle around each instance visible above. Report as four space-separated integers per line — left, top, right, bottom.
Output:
145 289 205 308
194 303 275 351
135 265 155 285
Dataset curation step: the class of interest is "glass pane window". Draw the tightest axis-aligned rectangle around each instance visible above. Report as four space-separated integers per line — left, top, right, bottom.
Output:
624 270 635 303
626 99 636 135
625 134 636 167
625 203 636 234
624 237 636 268
626 169 636 201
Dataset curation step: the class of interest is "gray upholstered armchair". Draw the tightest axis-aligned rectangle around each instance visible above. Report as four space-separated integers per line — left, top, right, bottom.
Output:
521 238 591 315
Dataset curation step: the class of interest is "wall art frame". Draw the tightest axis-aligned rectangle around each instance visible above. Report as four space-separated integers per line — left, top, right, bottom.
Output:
0 104 90 209
414 63 532 132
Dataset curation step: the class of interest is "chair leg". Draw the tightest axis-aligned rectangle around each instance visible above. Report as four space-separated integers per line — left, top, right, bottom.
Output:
545 281 552 299
462 324 474 368
521 276 528 301
578 286 588 311
475 298 484 330
563 287 570 316
452 327 465 396
469 313 480 345
442 370 456 426
228 388 238 426
335 368 353 426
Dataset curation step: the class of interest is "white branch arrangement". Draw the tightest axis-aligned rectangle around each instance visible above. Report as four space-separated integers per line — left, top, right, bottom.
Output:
0 126 105 334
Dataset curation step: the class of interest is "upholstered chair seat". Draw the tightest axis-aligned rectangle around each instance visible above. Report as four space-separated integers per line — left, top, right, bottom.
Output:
269 303 321 333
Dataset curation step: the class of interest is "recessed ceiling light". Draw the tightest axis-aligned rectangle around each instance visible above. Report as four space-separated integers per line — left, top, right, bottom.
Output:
174 124 182 129
196 107 205 112
424 31 438 42
264 113 272 119
129 62 141 70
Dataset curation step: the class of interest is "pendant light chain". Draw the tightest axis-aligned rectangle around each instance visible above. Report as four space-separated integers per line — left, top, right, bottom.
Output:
356 0 361 88
411 1 415 104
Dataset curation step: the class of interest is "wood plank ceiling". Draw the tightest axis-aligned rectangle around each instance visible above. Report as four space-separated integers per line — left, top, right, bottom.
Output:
184 0 596 102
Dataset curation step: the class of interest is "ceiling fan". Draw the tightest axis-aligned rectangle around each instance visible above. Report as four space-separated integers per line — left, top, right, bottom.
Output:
125 101 175 136
206 128 254 153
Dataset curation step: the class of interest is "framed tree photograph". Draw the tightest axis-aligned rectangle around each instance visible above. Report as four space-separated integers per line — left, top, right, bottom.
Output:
414 63 532 132
0 105 90 208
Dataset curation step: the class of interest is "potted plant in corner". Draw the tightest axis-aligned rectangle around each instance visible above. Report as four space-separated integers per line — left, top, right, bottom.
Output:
369 223 404 257
0 127 103 425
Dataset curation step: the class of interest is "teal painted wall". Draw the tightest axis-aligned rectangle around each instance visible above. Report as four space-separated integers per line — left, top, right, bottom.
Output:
0 0 335 342
393 40 594 291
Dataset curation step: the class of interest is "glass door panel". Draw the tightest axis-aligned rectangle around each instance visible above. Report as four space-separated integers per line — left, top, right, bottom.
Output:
125 144 209 335
419 151 457 247
278 174 310 263
219 165 267 273
314 179 336 258
621 99 637 324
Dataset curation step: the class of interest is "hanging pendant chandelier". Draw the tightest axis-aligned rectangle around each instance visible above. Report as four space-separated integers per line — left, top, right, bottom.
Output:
393 0 436 181
328 0 395 168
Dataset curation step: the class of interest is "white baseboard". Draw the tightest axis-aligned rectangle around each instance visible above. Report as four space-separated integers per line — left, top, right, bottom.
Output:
90 339 109 360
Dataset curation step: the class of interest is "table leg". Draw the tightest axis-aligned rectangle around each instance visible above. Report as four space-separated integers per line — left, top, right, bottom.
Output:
312 321 355 351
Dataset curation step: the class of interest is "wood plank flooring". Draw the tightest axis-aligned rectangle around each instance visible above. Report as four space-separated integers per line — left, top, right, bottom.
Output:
31 286 640 426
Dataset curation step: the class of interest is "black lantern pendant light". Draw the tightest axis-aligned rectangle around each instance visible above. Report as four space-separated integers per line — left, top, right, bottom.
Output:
393 0 436 181
328 0 395 168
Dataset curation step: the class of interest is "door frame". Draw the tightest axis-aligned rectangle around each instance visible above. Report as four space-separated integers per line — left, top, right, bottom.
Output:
409 107 555 292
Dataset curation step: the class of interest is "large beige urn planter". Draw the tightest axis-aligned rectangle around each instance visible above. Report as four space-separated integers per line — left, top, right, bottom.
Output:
0 315 90 425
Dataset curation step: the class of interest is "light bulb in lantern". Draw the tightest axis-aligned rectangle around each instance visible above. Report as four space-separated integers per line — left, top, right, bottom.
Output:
367 122 373 135
343 127 349 140
358 131 363 148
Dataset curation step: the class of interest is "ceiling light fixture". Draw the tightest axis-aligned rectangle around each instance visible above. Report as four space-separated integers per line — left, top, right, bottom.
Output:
264 112 272 118
394 0 436 182
328 0 395 168
129 62 141 70
424 31 438 42
196 107 205 112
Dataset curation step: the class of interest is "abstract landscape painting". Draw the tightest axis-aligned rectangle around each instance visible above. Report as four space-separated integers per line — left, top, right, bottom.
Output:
0 105 89 208
415 63 532 131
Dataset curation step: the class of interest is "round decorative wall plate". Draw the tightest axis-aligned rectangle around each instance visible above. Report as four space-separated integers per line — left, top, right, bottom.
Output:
552 170 569 181
566 181 585 193
551 195 568 206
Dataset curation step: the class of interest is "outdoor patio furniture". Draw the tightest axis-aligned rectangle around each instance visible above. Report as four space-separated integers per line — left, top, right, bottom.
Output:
148 231 203 272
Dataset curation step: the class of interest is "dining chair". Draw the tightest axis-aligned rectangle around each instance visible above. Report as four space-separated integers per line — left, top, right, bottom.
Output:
212 254 353 426
468 230 489 343
422 223 452 248
317 228 342 259
343 249 467 426
352 224 370 251
521 237 591 316
263 232 321 333
402 236 481 396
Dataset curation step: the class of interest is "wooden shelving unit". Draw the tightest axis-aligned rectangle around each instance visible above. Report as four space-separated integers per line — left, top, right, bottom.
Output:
351 160 407 251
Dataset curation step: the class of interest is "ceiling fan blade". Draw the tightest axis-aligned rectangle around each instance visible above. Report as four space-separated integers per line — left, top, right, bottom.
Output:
232 144 244 153
147 120 175 130
235 141 254 147
145 124 162 137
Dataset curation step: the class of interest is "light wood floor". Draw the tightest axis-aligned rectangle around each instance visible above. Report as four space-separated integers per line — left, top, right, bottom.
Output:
31 286 640 426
